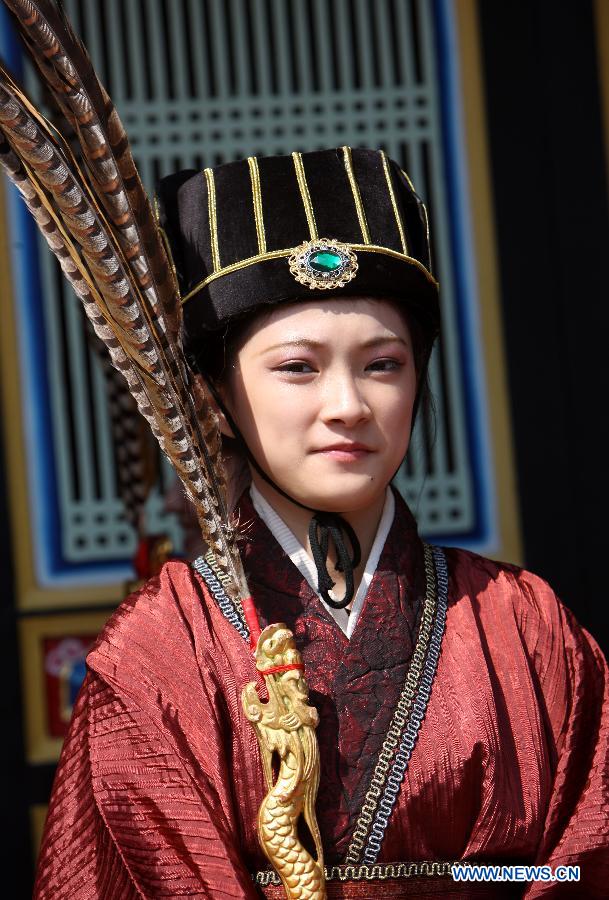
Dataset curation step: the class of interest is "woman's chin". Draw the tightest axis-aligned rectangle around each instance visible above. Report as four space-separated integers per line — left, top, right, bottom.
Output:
284 472 391 514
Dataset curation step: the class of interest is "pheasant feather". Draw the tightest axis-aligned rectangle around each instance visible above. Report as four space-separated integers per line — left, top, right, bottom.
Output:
4 0 180 344
0 61 247 601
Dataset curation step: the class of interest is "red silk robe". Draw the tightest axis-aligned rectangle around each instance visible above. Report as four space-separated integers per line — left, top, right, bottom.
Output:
33 490 609 898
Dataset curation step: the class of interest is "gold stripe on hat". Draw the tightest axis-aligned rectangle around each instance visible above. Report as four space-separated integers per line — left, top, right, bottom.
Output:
421 202 430 253
291 151 318 240
203 167 221 272
400 166 431 250
400 167 431 254
153 195 182 298
247 156 266 254
399 167 417 193
342 146 371 245
380 151 408 256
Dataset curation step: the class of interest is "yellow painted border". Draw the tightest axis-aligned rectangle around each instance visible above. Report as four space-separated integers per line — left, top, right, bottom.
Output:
0 178 124 610
30 804 49 863
594 0 609 189
18 609 113 763
0 176 32 601
453 0 523 564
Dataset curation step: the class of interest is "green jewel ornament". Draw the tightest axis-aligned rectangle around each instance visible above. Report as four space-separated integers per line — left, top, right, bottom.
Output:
288 238 358 290
310 250 342 273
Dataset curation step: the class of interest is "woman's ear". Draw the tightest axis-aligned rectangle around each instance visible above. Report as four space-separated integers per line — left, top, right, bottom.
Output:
194 374 236 438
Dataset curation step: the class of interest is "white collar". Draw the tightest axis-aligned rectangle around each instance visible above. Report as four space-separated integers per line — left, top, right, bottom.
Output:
249 484 395 639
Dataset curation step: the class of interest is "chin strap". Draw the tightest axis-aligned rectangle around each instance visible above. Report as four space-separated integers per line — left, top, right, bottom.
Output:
203 375 363 609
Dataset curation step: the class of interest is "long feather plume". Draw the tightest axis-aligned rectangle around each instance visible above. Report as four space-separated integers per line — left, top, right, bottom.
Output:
4 0 180 344
1 128 157 533
0 51 248 602
0 129 98 301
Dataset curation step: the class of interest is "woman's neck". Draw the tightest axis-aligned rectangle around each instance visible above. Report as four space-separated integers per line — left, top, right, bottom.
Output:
249 477 388 598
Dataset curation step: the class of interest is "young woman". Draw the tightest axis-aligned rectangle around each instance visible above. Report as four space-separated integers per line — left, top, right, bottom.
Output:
33 148 609 899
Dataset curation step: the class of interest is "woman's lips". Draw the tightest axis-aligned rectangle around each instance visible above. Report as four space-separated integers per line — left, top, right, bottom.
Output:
313 444 373 461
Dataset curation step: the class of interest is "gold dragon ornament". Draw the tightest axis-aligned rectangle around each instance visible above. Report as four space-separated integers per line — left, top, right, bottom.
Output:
242 623 326 899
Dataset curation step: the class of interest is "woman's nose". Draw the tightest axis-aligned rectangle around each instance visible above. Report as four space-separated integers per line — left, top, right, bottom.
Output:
320 371 371 426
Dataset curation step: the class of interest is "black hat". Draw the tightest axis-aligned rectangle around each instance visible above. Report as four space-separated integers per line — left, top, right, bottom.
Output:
157 146 440 365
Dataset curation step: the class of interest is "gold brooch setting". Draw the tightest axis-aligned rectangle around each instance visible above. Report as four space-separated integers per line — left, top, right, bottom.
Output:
288 238 358 290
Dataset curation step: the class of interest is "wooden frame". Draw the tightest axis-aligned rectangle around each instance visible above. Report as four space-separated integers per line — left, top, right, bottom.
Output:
18 609 114 763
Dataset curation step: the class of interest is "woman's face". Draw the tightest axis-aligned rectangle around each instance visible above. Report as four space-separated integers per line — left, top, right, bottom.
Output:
220 297 417 514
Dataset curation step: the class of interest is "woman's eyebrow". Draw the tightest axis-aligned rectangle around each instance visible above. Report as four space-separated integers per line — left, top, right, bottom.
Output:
259 335 407 355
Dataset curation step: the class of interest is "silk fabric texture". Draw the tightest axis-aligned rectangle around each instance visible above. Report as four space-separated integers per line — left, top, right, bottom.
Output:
34 489 609 898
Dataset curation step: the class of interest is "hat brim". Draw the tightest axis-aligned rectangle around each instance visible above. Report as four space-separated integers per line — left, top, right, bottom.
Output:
183 248 440 354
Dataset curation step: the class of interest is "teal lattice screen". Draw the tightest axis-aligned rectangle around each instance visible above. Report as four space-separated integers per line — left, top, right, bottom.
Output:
17 0 482 576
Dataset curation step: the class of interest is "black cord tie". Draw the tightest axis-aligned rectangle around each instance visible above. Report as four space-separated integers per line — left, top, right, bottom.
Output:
308 513 362 609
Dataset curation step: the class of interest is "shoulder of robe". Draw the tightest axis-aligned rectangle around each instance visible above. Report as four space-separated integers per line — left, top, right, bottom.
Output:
441 545 606 669
85 559 218 693
441 545 566 631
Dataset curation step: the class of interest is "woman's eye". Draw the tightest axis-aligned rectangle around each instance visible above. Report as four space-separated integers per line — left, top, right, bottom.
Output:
275 361 315 374
367 358 403 372
274 359 402 374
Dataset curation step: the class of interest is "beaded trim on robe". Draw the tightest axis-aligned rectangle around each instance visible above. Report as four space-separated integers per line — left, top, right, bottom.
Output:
192 551 250 641
343 544 448 864
254 860 454 886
